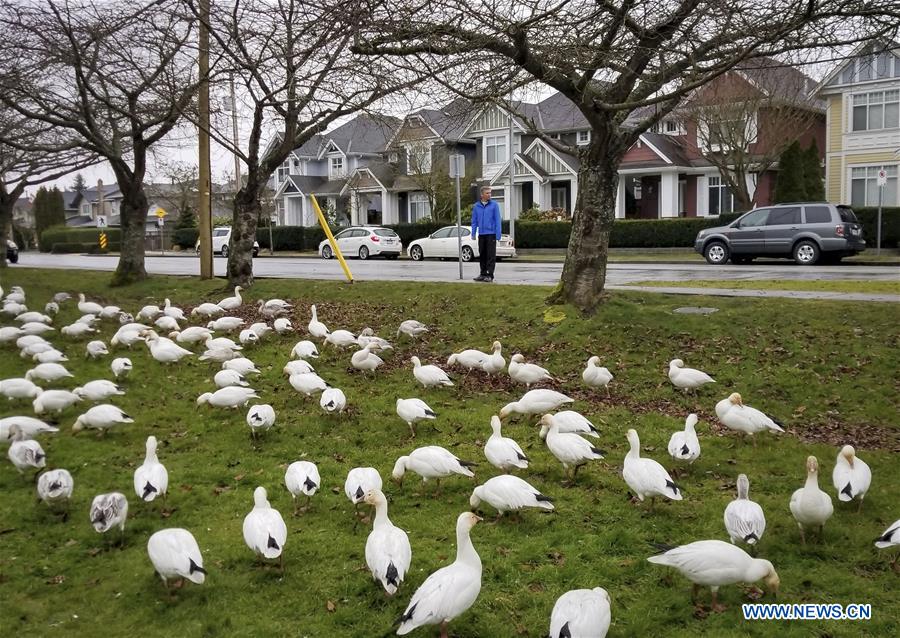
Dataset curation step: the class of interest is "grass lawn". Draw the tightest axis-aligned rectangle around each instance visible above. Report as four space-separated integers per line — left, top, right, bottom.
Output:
1 267 898 638
629 279 900 295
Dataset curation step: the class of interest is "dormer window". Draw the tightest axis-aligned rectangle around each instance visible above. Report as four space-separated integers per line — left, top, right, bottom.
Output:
406 141 432 174
389 152 399 163
655 120 686 136
329 156 345 179
576 130 591 145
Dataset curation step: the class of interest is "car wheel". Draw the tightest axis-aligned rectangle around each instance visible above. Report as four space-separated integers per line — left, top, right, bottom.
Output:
410 245 424 261
221 245 229 258
461 246 474 262
8 253 18 264
322 245 333 259
793 240 820 265
359 246 369 260
252 248 259 258
703 241 729 265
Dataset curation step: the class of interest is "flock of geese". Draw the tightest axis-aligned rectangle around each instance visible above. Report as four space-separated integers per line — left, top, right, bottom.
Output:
1 282 897 637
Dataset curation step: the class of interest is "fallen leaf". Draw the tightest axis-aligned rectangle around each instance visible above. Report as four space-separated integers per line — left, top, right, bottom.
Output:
326 600 336 612
46 575 65 585
233 473 245 481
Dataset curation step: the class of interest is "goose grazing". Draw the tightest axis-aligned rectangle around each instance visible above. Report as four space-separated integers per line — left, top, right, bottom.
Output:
308 305 329 339
351 343 384 373
446 347 488 372
134 436 168 503
724 474 766 546
0 378 43 401
246 404 276 437
206 316 244 332
0 326 24 343
411 356 454 388
7 424 46 475
325 329 357 348
508 353 553 386
154 315 180 332
217 286 243 311
242 486 287 566
396 319 429 339
258 298 292 318
52 292 71 303
345 467 383 506
33 389 82 415
284 359 316 376
320 387 347 413
198 347 239 363
548 588 612 638
61 321 97 338
874 519 900 568
392 446 476 489
89 492 128 541
832 445 872 511
357 327 393 351
396 398 436 438
539 414 604 483
500 389 573 420
172 326 213 344
481 341 505 374
288 372 327 397
273 318 293 334
191 302 225 318
647 540 779 612
248 322 273 340
541 411 599 438
85 340 109 359
110 326 144 348
33 349 68 364
582 356 614 397
239 329 259 346
363 488 412 596
484 415 528 472
77 293 104 316
668 359 715 393
37 468 74 515
73 380 125 402
19 321 55 336
214 369 249 389
205 335 242 352
789 456 834 544
397 512 482 638
223 358 260 376
715 393 785 442
16 334 46 350
111 357 132 380
623 428 682 506
72 404 134 435
0 416 58 443
2 302 27 317
144 331 193 363
21 340 54 358
667 414 701 464
25 362 73 383
100 305 123 321
137 304 163 321
15 311 52 324
196 387 259 409
163 298 186 322
470 475 553 519
284 461 320 513
147 528 207 590
291 340 319 360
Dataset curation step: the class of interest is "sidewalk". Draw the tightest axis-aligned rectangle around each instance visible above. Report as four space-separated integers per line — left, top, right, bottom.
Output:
609 285 900 303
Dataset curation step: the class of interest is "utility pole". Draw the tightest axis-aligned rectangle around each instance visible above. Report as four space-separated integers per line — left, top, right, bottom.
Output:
229 74 241 192
507 88 516 244
197 0 213 279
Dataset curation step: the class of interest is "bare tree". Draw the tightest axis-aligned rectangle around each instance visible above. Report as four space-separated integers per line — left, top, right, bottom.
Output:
0 0 198 284
354 0 897 311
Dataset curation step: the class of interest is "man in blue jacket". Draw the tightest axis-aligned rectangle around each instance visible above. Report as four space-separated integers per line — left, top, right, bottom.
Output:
471 186 502 282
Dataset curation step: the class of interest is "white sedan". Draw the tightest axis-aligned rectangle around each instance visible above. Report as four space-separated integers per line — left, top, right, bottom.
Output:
319 226 403 260
407 226 516 262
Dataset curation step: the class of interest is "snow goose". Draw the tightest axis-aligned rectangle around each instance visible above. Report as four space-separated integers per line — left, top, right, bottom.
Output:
52 292 72 303
284 461 320 513
20 340 54 358
196 387 259 409
144 331 193 363
205 335 242 351
548 587 611 638
154 315 181 332
223 358 260 376
7 424 46 474
61 321 96 338
248 322 273 339
447 347 488 372
214 369 249 388
874 519 900 568
246 404 276 437
0 378 43 401
668 359 715 392
623 428 682 506
320 387 347 413
411 356 454 388
99 305 124 321
0 326 24 343
239 329 259 346
2 301 27 317
86 340 109 359
345 467 383 506
351 343 384 373
198 347 239 363
20 322 55 336
325 329 357 348
134 436 168 503
148 528 207 590
539 414 604 483
90 492 128 541
25 362 73 383
470 475 553 519
163 298 186 322
397 319 428 339
392 446 476 489
242 486 287 566
117 312 135 324
110 326 144 348
397 512 482 638
288 372 327 397
481 341 505 374
33 349 68 364
137 304 163 321
44 301 59 316
191 303 225 318
16 334 46 350
715 393 784 442
111 357 132 380
37 468 74 516
72 404 134 435
508 353 553 386
540 411 599 438
258 298 292 318
363 488 412 596
647 540 779 612
308 305 329 340
284 359 316 376
500 389 573 420
582 356 614 397
171 326 213 344
357 327 393 350
484 415 528 472
73 380 124 402
273 318 293 334
832 445 872 511
77 294 104 315
1 416 58 443
15 311 52 324
217 286 243 311
291 340 319 360
789 456 834 544
206 316 244 332
724 474 766 547
396 398 436 438
667 414 701 464
33 389 82 414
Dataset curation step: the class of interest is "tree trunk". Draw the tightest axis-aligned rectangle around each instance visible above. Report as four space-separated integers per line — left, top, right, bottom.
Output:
112 180 148 285
227 179 262 287
0 198 12 271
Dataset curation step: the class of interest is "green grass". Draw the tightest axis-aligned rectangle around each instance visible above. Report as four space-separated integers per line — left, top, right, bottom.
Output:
629 279 900 295
1 267 898 638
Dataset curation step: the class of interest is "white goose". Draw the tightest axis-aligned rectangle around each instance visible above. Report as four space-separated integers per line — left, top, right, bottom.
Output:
357 327 393 350
85 340 109 358
239 329 259 346
470 475 554 518
77 293 104 315
19 322 55 336
543 411 600 438
15 311 52 324
223 358 260 376
144 331 193 363
172 326 213 344
396 398 436 438
147 528 207 589
90 492 129 539
33 349 68 364
33 389 82 414
832 445 872 511
284 359 316 376
288 373 326 396
397 512 482 638
7 424 46 474
191 303 225 318
273 318 293 334
539 414 604 483
0 326 24 343
308 305 329 340
392 446 476 488
73 380 125 402
320 387 347 413
72 404 134 435
363 488 412 596
715 393 785 441
100 305 123 321
110 326 144 348
623 428 682 505
481 341 505 374
647 540 779 612
582 356 614 397
447 347 488 371
163 298 186 322
351 343 384 373
214 369 248 389
25 362 73 383
242 486 287 565
874 520 900 567
137 304 163 321
325 329 357 348
0 378 43 400
44 301 59 315
667 414 701 464
789 456 834 544
154 315 180 332
411 356 454 387
37 468 74 514
0 416 58 443
508 353 553 386
246 404 276 437
345 467 383 505
207 316 244 332
198 347 238 363
548 588 612 638
218 286 243 310
500 389 573 420
284 461 320 513
397 319 429 339
134 436 168 503
248 322 273 339
484 415 528 472
61 321 97 338
258 298 292 318
196 387 259 409
668 359 715 392
291 340 319 360
111 357 132 379
205 335 242 351
724 474 766 546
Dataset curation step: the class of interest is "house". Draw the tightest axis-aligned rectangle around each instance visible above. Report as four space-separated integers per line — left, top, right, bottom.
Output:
816 41 900 207
12 196 34 228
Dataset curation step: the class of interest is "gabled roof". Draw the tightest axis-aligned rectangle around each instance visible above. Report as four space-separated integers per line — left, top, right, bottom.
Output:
324 114 401 156
815 39 900 95
275 175 327 197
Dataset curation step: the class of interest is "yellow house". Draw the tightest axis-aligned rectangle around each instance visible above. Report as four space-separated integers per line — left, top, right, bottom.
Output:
816 41 899 207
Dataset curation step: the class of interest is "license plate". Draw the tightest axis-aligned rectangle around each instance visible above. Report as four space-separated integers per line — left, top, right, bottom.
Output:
851 228 859 236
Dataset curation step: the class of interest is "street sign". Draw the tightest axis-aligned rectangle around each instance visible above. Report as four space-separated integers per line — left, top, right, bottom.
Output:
96 215 107 228
876 169 887 186
156 207 167 218
449 154 465 178
157 217 165 227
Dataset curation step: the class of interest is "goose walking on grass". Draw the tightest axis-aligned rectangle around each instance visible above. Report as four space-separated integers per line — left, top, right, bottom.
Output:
396 512 482 638
470 475 554 519
541 411 599 438
61 321 97 338
623 429 682 507
484 416 528 472
500 389 573 420
668 359 715 393
239 329 259 346
667 414 701 465
345 468 383 525
0 416 58 443
548 587 612 638
147 528 206 590
111 358 132 380
37 468 74 517
258 298 292 318
363 488 412 596
397 320 428 339
144 331 193 364
647 540 779 612
134 436 168 504
90 492 128 543
292 340 319 360
85 340 109 359
196 387 259 409
284 359 316 376
832 445 871 512
25 363 73 383
539 414 604 484
508 354 553 387
248 322 273 340
481 341 505 374
320 387 347 413
0 378 42 401
77 294 103 316
245 404 276 438
7 424 46 475
162 298 186 322
154 315 180 332
396 398 436 438
73 380 125 402
207 316 244 332
285 461 320 514
214 369 249 389
137 304 163 321
273 318 293 334
191 303 225 318
224 358 260 376
411 356 454 388
715 393 784 443
243 486 287 568
392 446 476 490
351 343 384 373
218 286 243 311
289 373 327 397
789 456 834 544
357 328 393 351
20 322 55 336
447 347 488 373
72 404 134 436
308 305 329 340
33 389 82 414
724 474 766 547
874 519 900 569
33 349 68 364
325 329 357 348
171 326 213 344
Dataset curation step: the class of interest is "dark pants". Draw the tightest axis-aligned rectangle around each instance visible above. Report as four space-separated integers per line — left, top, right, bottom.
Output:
478 234 497 278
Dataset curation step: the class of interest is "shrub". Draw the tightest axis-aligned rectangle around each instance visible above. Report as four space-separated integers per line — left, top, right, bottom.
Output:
51 242 93 254
41 226 122 252
173 228 200 249
852 207 900 248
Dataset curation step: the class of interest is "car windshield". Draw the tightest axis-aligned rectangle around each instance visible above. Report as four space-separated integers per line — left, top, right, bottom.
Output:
837 206 858 223
213 229 229 237
374 229 398 237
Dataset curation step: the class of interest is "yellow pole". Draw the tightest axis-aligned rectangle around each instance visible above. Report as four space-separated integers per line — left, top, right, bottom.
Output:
310 195 353 283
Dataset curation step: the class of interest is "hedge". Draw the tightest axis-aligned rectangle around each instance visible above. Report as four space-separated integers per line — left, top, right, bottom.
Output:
173 228 199 249
40 226 121 252
853 207 899 248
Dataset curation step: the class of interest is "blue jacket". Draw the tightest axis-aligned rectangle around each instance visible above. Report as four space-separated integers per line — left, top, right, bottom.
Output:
471 199 502 239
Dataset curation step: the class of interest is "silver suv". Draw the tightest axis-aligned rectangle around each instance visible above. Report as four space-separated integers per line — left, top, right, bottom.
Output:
695 203 866 265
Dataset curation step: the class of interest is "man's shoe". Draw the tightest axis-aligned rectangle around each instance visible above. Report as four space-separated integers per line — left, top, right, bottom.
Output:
473 275 486 281
483 276 494 283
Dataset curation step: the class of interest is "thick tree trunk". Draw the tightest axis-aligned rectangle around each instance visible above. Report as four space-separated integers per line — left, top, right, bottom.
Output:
227 178 262 287
112 181 148 285
0 198 12 270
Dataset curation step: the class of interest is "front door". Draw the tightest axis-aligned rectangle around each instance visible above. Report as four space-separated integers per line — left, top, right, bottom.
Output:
728 208 769 254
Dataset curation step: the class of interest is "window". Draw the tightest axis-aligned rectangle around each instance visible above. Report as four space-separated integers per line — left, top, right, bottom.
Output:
837 206 858 223
737 208 770 228
851 165 898 206
576 130 591 145
329 156 345 179
276 163 290 183
334 229 352 239
766 207 801 225
551 184 568 211
804 205 832 224
409 193 431 222
374 228 398 237
406 142 432 174
654 120 685 135
431 227 454 239
547 133 561 140
484 135 507 164
213 228 230 237
852 90 899 131
708 175 735 215
389 152 399 163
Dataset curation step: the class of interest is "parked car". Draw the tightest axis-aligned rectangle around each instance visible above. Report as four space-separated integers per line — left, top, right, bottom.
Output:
6 239 18 264
195 227 259 258
407 226 516 262
319 226 402 260
694 203 865 265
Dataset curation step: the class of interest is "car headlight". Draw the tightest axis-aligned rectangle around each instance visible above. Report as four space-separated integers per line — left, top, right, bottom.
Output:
696 230 706 240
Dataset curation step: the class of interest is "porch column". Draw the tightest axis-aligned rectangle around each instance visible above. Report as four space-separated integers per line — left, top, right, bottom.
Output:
615 175 626 219
660 171 679 217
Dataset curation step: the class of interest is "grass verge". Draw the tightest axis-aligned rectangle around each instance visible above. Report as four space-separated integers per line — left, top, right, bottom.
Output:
628 279 900 295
